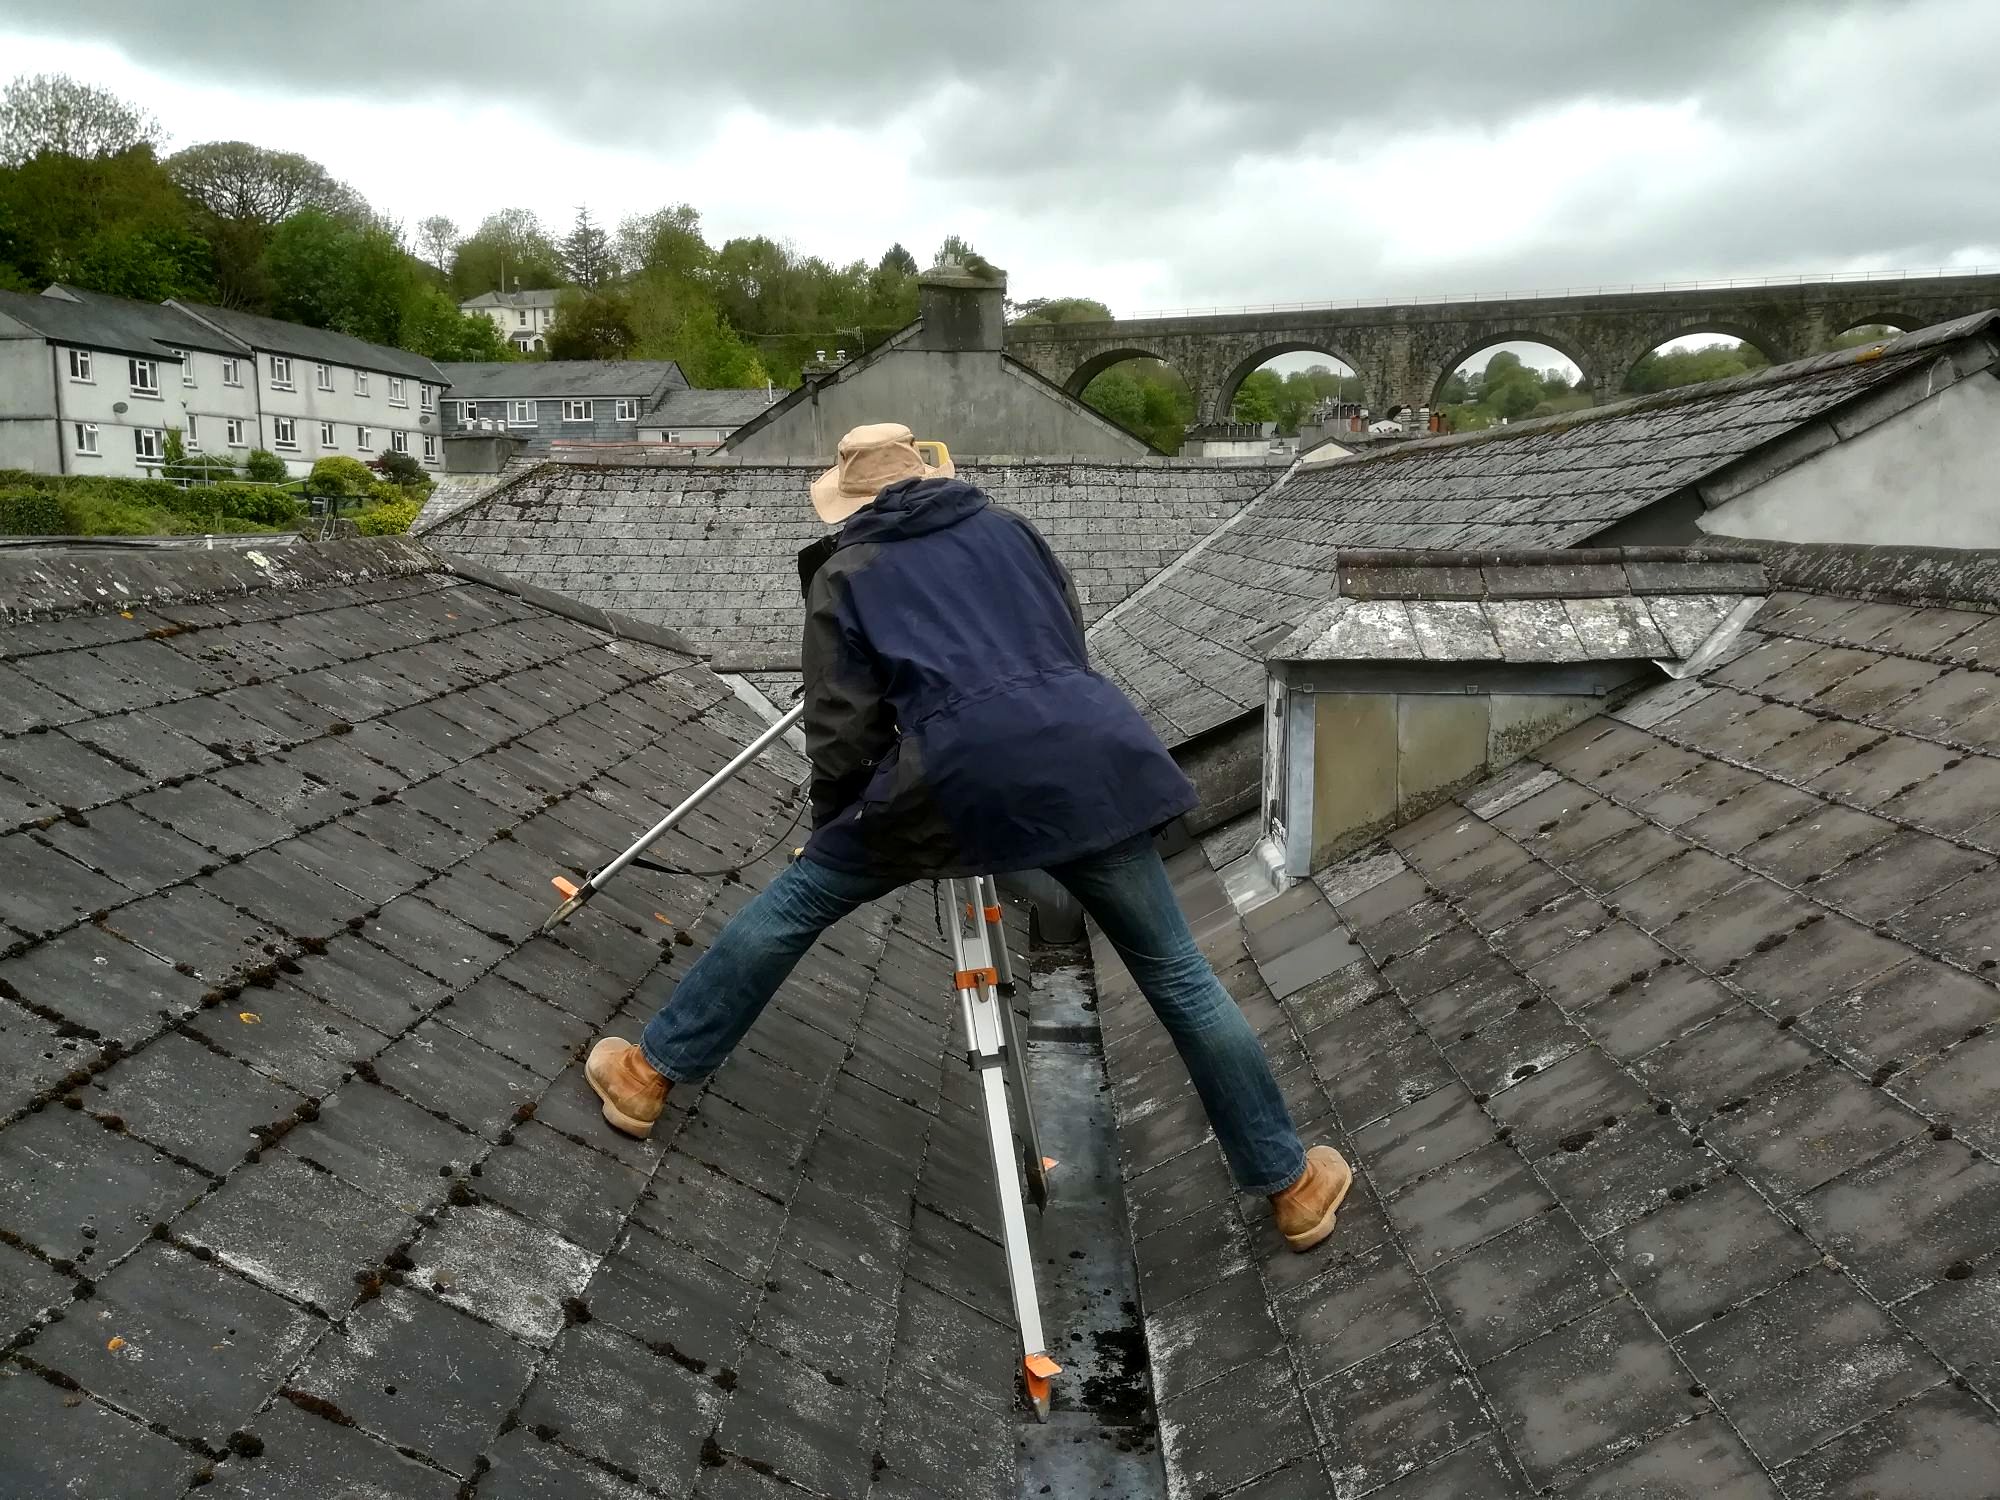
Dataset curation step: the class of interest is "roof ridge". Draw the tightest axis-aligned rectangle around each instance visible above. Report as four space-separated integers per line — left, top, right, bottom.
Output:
1726 537 2000 612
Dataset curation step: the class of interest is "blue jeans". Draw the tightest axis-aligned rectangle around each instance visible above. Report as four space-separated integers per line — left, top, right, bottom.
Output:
641 836 1308 1195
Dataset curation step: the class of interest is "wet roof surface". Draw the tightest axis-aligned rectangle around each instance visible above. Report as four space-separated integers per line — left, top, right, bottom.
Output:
0 538 1028 1497
1092 318 1998 748
1096 548 2000 1497
421 459 1282 672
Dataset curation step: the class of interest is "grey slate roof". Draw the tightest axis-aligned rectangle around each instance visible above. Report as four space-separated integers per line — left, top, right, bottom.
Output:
1275 547 1768 666
1098 539 2000 1497
0 287 203 363
643 386 780 429
1093 312 2000 748
460 289 561 311
438 360 691 401
169 300 447 384
0 538 1029 1497
420 458 1285 672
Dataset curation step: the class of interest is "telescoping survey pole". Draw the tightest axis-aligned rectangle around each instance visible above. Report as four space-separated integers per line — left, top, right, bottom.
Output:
539 701 804 932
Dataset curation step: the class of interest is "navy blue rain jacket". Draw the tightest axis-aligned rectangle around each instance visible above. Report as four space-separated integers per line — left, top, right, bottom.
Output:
799 477 1197 878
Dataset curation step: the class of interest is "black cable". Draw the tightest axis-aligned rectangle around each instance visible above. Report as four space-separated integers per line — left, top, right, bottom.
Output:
623 785 811 879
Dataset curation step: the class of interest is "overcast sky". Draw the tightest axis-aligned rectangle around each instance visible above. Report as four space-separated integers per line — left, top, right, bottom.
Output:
2 0 1996 330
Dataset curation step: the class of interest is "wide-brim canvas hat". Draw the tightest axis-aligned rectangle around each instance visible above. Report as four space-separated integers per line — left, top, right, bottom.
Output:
810 422 954 524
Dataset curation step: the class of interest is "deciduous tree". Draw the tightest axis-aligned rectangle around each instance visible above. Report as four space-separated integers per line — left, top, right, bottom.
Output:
450 208 562 298
166 141 362 225
0 74 161 166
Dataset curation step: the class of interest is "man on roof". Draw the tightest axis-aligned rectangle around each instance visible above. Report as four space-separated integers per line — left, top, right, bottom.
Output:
583 422 1351 1251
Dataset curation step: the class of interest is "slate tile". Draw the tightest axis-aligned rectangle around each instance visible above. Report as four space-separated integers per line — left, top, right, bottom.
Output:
1405 961 1534 1036
0 1103 211 1267
1896 1260 2000 1405
89 1031 306 1175
177 1152 413 1312
1703 1060 1925 1200
478 1119 649 1253
1725 912 1912 1014
1679 1267 1940 1468
372 1019 541 1139
0 832 128 940
635 1160 789 1282
1146 1269 1283 1402
360 894 512 984
1634 1008 1818 1120
675 1094 811 1202
100 884 287 984
1486 1045 1649 1158
292 1284 538 1475
281 1078 471 1213
187 978 390 1094
410 1201 596 1345
587 1222 758 1372
1607 1176 1817 1338
0 726 146 809
1775 1385 2000 1500
289 931 449 1033
1430 1209 1619 1365
0 921 207 1047
0 1235 73 1339
1134 1201 1251 1312
876 1360 1015 1498
1307 1325 1488 1496
756 1248 895 1389
1899 1030 2000 1155
1608 846 1745 931
1566 1412 1780 1498
128 776 294 857
1445 1001 1583 1099
907 1203 1011 1323
1324 1033 1453 1130
196 846 370 940
482 1426 655 1499
719 1338 881 1499
0 1363 203 1498
0 996 91 1117
32 1240 319 1445
1160 1353 1316 1499
1538 1111 1716 1239
516 1321 721 1488
494 936 637 1023
1353 1085 1492 1196
1794 1136 2000 1302
1260 926 1365 1000
34 800 215 895
1365 1440 1526 1499
1809 831 1991 923
534 1058 677 1173
284 818 433 906
1279 1238 1434 1383
1573 960 1738 1062
1384 1141 1553 1268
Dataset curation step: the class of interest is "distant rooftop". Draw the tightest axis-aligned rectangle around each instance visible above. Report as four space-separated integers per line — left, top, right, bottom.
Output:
643 386 778 428
168 299 447 384
436 360 689 401
459 289 562 310
1093 312 2000 748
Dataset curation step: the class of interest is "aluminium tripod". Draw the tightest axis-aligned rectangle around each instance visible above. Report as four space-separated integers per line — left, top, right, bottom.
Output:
539 709 1064 1418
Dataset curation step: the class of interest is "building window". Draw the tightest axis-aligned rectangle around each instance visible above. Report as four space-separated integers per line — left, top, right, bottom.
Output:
422 433 437 462
134 428 164 462
614 398 638 421
510 399 536 425
354 371 369 396
67 348 92 382
129 358 160 396
391 430 409 454
458 401 478 424
518 310 529 327
174 350 195 386
319 421 336 448
227 417 246 447
420 385 435 412
388 376 405 406
356 426 373 451
73 422 99 456
271 355 293 389
273 416 297 449
315 362 333 392
221 357 241 386
185 414 200 448
563 399 593 422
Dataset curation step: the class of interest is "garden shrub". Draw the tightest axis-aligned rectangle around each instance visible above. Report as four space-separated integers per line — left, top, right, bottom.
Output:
244 449 289 484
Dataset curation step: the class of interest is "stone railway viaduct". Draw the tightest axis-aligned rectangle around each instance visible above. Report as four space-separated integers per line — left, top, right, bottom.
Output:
1003 271 2000 420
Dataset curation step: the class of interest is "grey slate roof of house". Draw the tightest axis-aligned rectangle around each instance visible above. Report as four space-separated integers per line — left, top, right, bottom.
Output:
1092 312 2000 749
0 287 205 364
460 289 561 311
1100 538 2000 1498
438 360 690 401
28 284 247 356
418 457 1286 672
643 386 780 429
169 300 447 384
0 538 1029 1497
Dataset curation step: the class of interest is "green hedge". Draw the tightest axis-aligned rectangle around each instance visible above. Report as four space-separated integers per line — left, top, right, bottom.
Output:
0 470 306 537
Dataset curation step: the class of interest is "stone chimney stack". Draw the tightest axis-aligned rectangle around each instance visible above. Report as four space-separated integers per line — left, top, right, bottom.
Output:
913 262 1006 353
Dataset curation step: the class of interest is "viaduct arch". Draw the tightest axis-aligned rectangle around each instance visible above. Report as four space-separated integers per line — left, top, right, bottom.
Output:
1005 273 2000 422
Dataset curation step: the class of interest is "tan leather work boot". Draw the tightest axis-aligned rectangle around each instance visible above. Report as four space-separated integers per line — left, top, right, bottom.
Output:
1270 1145 1353 1252
586 1037 669 1139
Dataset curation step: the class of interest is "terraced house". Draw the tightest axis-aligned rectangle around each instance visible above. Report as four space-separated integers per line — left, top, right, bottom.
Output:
437 361 691 454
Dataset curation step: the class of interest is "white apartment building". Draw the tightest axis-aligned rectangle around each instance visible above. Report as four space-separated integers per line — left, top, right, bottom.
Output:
458 289 560 353
0 285 449 480
167 302 448 476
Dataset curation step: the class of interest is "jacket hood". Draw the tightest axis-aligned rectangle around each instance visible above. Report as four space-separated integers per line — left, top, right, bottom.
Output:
837 477 988 547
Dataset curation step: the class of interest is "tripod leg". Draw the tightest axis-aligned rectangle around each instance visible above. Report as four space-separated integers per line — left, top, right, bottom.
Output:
980 877 1052 1208
945 878 1061 1420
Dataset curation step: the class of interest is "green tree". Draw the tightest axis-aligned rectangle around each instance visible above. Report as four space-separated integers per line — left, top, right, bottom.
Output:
264 208 412 344
450 207 561 298
616 203 711 281
1624 338 1768 394
547 287 635 359
0 73 161 166
244 449 288 483
878 242 918 276
1011 296 1111 325
416 214 458 274
1231 369 1280 423
399 284 514 361
165 141 363 226
1081 358 1190 453
0 142 211 299
559 206 612 288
